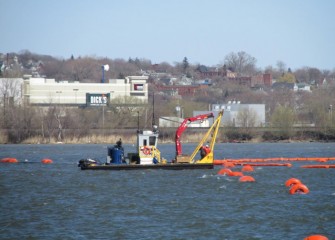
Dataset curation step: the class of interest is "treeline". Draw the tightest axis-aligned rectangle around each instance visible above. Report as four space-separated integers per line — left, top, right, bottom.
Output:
0 50 335 143
2 50 335 84
1 94 334 144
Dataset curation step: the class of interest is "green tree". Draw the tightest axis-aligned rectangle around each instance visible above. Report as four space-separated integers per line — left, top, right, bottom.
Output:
270 105 297 139
277 72 296 83
182 57 189 73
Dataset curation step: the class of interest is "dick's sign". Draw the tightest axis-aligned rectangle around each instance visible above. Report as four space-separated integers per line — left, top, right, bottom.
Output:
86 93 110 106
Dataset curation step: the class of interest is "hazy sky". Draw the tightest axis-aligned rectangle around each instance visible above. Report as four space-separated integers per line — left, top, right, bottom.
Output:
1 0 335 70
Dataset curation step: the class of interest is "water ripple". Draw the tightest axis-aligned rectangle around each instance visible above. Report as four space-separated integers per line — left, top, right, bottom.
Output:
1 143 335 239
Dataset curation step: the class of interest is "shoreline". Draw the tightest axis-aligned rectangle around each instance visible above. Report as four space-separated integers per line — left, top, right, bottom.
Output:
1 128 334 144
1 138 333 145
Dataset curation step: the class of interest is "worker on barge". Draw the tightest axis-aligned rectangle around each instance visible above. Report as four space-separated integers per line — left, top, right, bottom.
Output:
200 144 211 159
107 138 125 164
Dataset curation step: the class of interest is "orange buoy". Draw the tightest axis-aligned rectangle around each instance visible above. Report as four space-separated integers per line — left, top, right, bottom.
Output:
1 158 18 163
285 178 301 187
289 183 309 195
304 235 328 240
239 176 255 182
228 171 244 177
217 168 232 175
41 158 53 164
241 165 254 172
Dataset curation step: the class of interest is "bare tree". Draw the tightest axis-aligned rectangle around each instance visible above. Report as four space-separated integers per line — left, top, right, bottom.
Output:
65 57 101 82
152 62 173 73
0 78 22 128
236 108 257 127
42 59 68 80
294 67 310 83
110 58 139 79
276 61 286 74
264 64 284 80
224 51 257 76
38 105 66 143
6 103 39 142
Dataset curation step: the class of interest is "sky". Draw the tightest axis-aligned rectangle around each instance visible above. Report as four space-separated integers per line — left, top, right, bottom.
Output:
1 0 335 70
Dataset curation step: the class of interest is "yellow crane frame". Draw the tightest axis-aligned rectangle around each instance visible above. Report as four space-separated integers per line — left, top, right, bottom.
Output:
190 110 224 164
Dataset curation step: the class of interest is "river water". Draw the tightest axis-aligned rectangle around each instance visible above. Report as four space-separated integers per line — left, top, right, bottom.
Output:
1 142 335 239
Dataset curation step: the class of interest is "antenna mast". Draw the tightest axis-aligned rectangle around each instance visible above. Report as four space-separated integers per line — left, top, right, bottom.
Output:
152 93 155 127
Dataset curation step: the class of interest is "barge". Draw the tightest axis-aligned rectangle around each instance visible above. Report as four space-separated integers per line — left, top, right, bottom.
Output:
78 111 223 170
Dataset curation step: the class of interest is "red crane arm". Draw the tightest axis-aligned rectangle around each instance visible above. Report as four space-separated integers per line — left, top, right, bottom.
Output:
175 112 214 156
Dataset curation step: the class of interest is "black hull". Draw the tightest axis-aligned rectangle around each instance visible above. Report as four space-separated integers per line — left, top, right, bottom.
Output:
80 163 214 170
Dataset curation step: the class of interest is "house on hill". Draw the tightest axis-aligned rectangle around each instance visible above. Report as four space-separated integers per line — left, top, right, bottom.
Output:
272 82 295 91
196 65 228 78
156 84 208 97
295 83 311 92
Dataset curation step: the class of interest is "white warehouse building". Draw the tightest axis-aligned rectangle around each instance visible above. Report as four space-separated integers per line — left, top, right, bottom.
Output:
22 75 149 106
194 102 266 127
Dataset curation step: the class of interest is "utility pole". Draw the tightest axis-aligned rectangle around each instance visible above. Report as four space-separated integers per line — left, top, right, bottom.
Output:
329 104 333 124
152 93 155 127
